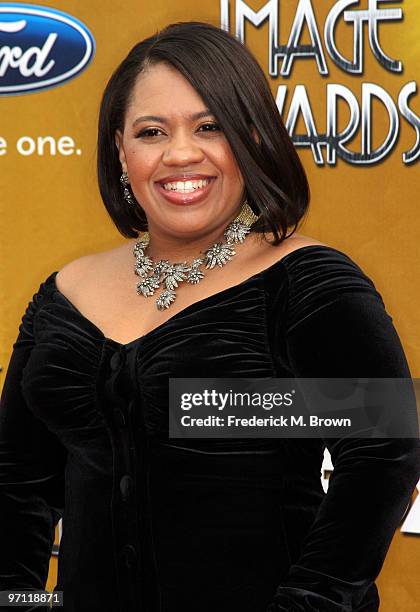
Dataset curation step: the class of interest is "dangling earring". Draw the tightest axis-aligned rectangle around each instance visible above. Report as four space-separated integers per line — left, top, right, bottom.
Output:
120 171 137 207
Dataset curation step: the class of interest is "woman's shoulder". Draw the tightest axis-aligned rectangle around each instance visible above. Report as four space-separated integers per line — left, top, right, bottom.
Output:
53 243 126 304
266 232 349 265
18 252 103 344
263 234 386 329
263 232 371 282
54 253 96 302
256 232 364 281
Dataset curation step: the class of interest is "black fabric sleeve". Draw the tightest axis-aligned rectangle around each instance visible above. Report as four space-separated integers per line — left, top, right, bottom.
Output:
267 248 420 612
0 279 67 611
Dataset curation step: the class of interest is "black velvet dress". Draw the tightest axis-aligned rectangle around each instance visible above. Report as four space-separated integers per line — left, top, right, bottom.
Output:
0 245 419 612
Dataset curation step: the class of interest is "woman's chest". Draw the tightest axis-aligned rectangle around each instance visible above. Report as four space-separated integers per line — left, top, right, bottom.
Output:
21 282 289 438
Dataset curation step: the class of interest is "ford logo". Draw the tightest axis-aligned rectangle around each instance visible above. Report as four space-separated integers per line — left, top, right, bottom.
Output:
0 3 95 95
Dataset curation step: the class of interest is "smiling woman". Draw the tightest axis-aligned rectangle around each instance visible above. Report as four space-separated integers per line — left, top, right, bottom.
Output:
113 61 252 238
1 19 419 612
97 20 309 247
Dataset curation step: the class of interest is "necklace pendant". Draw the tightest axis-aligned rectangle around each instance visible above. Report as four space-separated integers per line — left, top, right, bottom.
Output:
185 257 204 284
155 260 171 276
224 221 251 244
191 257 204 267
136 275 160 297
156 289 176 310
204 242 236 269
135 255 154 277
187 268 204 284
163 262 190 290
133 240 149 257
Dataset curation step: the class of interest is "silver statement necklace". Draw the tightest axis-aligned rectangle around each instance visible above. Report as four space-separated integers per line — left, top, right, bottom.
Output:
133 200 260 310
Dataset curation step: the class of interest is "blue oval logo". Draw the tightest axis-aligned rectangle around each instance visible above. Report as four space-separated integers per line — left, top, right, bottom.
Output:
0 3 95 95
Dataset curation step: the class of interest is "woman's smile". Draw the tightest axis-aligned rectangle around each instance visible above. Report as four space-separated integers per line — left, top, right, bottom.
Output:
154 176 217 205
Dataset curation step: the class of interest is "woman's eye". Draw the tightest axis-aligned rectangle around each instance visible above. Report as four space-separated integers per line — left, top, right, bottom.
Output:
199 122 221 132
136 127 162 138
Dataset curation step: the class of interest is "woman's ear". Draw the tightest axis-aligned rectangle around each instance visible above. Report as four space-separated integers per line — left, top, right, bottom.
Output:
114 130 127 169
250 124 261 146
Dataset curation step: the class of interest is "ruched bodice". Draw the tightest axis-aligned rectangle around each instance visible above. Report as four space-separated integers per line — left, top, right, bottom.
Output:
1 245 419 612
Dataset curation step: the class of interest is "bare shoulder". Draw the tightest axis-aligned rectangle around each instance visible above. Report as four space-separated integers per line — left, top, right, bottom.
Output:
275 232 328 256
55 254 94 295
55 243 126 300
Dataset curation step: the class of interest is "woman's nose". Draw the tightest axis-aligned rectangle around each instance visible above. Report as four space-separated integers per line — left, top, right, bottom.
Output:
162 133 205 165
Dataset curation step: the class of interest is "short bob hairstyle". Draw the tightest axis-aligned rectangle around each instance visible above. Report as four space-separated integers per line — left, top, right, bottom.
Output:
97 21 310 246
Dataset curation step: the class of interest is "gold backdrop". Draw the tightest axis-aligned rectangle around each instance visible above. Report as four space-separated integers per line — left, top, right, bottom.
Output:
0 2 419 610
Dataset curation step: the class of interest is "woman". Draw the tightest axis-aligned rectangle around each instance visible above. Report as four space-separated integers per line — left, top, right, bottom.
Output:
0 21 418 612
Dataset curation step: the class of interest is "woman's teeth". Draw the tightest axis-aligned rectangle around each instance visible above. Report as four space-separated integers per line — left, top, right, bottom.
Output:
162 178 211 193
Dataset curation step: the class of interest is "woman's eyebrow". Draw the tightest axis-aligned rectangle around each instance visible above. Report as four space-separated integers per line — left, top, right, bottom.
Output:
132 110 214 128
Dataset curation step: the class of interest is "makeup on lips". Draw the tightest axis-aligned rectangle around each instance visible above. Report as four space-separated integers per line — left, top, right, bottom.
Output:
154 175 217 205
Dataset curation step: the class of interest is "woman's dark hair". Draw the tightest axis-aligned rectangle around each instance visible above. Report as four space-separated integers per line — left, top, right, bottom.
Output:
97 21 310 245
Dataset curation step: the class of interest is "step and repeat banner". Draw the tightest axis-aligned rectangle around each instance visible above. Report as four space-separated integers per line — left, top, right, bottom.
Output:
1 1 419 610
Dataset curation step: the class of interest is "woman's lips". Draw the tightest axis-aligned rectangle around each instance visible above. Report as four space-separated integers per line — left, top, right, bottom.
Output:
154 178 216 205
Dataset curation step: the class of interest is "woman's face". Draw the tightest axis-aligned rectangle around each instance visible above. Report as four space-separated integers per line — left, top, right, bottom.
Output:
115 62 251 241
